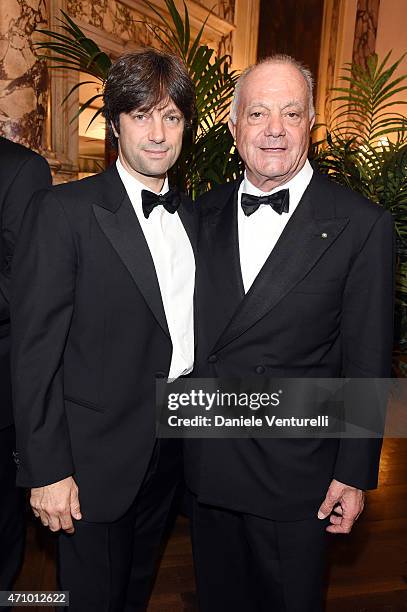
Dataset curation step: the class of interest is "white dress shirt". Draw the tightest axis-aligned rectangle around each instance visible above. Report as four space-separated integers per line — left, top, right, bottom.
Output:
116 159 195 380
238 159 314 293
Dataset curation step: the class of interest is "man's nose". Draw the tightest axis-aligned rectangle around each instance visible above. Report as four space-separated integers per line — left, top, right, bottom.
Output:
264 113 285 138
148 117 165 143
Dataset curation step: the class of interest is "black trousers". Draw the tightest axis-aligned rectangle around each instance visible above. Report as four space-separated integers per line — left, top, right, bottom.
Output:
0 425 25 593
190 496 329 612
58 439 182 612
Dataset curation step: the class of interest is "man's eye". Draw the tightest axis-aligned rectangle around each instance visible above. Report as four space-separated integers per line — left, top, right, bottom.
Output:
165 115 181 123
133 114 147 121
287 112 300 118
250 112 263 119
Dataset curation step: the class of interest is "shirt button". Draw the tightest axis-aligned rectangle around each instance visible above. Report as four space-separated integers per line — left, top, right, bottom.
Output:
208 354 218 363
155 371 166 379
255 365 265 374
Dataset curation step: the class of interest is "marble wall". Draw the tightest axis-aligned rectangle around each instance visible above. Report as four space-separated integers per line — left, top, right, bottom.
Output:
195 0 235 60
324 0 342 127
66 0 236 52
218 31 233 61
316 0 384 132
199 0 235 23
0 0 246 177
0 0 48 149
66 0 156 46
375 0 407 124
352 0 380 69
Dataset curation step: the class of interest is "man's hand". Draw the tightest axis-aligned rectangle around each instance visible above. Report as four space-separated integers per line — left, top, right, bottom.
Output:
317 478 365 534
30 476 82 534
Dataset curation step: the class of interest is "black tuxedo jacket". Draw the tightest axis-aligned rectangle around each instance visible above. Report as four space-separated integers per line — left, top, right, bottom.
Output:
0 137 51 430
185 170 394 521
11 164 197 522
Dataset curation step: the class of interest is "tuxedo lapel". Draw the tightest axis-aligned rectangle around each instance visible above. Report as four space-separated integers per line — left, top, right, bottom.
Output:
213 173 349 352
199 181 245 351
92 165 170 337
178 195 198 258
212 181 245 301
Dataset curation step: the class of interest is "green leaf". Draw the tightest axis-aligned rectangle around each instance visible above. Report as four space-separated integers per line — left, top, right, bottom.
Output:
187 14 210 64
61 80 101 105
142 0 183 55
59 10 85 38
165 0 185 51
183 1 190 55
70 93 104 123
86 106 105 131
376 50 394 76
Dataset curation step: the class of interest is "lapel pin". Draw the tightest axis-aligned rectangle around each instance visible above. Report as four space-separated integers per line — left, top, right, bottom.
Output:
321 232 328 239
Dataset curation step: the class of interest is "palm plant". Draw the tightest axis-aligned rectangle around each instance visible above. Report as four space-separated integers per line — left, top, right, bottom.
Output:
329 51 406 141
314 133 407 238
313 52 407 239
35 0 241 196
312 52 407 370
36 11 110 125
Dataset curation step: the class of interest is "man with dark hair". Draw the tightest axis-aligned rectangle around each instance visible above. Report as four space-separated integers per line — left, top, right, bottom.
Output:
0 136 51 598
11 49 196 611
103 49 196 147
186 55 394 611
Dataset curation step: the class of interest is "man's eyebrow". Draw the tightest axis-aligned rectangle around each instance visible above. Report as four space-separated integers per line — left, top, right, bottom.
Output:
162 107 183 115
246 102 271 110
245 101 306 111
281 100 305 110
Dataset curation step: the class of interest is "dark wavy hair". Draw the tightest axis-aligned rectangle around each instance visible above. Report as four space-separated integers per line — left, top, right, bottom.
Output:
103 49 196 146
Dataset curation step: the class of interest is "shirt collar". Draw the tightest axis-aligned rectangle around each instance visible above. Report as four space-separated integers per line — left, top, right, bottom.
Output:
242 159 313 205
116 157 169 199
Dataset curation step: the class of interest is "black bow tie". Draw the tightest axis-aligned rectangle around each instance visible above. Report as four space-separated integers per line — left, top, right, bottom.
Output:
141 188 181 219
241 189 290 217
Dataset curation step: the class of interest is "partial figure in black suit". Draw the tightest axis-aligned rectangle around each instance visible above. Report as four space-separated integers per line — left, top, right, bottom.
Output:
0 137 52 591
11 50 197 612
185 56 394 612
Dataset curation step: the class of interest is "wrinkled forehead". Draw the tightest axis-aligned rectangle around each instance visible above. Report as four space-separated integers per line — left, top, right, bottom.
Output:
239 63 309 109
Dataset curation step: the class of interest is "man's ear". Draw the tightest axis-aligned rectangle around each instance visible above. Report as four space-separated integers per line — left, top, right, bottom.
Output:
228 118 236 140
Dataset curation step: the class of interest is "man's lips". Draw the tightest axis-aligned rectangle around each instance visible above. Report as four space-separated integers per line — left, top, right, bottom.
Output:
142 149 169 157
259 146 287 152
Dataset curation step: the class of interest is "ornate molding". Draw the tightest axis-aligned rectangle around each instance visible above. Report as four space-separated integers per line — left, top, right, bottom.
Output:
68 0 235 57
122 0 235 43
71 18 139 56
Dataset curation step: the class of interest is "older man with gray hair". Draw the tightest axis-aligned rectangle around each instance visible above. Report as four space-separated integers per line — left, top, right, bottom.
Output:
185 54 394 611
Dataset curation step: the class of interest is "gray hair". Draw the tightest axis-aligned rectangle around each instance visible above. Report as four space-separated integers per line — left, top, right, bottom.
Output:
229 54 315 124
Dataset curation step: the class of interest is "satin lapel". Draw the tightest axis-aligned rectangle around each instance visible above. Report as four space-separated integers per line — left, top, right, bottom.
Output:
93 191 170 338
213 181 245 300
213 177 349 352
177 195 198 351
200 182 245 350
177 195 198 258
